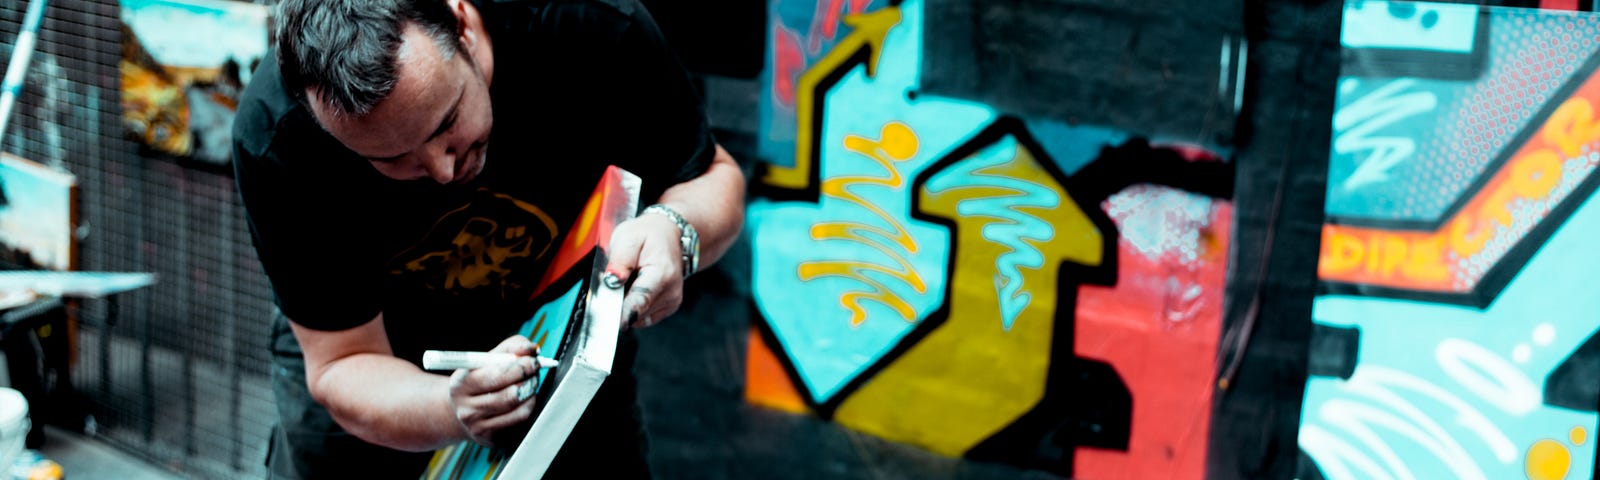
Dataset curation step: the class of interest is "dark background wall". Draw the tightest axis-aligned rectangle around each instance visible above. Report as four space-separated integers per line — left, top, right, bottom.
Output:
922 0 1247 146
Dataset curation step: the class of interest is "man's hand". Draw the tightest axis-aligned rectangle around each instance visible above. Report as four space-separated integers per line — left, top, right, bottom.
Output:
605 143 745 330
607 212 686 330
447 335 541 446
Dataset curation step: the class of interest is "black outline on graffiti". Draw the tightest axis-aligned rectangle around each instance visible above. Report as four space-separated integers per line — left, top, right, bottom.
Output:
751 51 867 202
1339 5 1490 81
750 0 905 201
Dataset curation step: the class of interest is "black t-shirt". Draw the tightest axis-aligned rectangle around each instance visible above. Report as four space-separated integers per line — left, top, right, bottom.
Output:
232 0 712 476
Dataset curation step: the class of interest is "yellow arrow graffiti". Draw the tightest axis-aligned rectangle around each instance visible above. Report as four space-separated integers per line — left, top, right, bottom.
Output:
834 140 1105 456
762 7 902 191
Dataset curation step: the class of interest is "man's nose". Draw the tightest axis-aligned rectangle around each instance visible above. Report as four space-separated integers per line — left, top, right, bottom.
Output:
422 150 457 184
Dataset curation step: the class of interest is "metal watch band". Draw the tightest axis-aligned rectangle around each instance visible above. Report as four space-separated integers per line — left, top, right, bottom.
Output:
643 204 699 278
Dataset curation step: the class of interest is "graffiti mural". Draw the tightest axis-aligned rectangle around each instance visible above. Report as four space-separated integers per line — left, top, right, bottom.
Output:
746 0 1236 477
1302 2 1600 480
120 0 268 165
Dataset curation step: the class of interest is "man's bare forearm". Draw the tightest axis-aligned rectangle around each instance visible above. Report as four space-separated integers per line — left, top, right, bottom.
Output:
293 317 465 451
309 352 464 452
657 144 745 271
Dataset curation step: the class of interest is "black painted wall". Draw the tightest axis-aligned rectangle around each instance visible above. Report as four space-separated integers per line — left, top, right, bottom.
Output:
923 0 1247 146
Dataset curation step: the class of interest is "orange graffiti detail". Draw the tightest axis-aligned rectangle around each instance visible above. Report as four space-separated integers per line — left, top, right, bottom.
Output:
1320 71 1600 292
1546 96 1600 159
1319 229 1450 287
745 328 810 414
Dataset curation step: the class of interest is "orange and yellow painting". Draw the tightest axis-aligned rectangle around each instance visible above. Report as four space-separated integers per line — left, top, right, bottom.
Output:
120 0 267 164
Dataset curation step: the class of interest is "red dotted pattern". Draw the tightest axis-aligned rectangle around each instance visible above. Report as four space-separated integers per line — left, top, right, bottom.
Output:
1410 11 1600 220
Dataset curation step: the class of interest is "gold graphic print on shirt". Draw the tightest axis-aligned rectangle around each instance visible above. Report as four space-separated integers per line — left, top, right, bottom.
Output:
388 189 560 300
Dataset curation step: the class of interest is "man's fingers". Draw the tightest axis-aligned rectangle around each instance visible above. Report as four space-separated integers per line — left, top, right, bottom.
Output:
480 381 532 416
638 287 683 329
624 264 671 327
467 394 539 446
606 223 647 282
489 335 536 356
453 356 536 395
451 335 538 395
456 377 535 416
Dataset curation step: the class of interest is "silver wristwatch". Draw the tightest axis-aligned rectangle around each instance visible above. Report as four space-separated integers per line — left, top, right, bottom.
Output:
643 204 699 278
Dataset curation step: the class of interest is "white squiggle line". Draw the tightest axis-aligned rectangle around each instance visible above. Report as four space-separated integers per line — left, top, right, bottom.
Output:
1334 79 1438 192
1303 363 1525 480
1319 399 1423 480
926 144 1062 330
1436 338 1541 416
1350 367 1516 463
1301 424 1399 480
978 195 1057 331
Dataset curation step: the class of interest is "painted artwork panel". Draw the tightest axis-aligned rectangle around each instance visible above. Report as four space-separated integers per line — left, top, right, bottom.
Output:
1304 3 1600 479
422 167 639 480
0 153 74 270
120 0 269 164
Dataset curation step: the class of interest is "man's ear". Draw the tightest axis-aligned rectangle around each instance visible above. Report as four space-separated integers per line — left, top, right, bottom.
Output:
448 0 493 81
450 0 474 46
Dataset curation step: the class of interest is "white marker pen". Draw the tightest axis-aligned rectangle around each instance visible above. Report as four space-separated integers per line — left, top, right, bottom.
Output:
423 350 560 371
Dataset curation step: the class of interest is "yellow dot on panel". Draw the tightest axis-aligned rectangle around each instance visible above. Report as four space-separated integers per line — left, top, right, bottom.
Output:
878 122 919 161
1525 439 1571 480
1572 426 1587 446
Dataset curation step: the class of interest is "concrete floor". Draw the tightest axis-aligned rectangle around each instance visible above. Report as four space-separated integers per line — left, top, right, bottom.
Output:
37 426 181 480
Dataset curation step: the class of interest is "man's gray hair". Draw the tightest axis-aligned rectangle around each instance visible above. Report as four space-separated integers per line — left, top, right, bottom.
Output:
276 0 463 117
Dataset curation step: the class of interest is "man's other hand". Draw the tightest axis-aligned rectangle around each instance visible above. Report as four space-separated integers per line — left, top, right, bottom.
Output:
446 335 540 446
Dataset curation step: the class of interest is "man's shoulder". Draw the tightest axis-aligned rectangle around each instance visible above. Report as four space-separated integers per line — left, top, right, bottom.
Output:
563 0 645 18
487 0 644 18
485 0 647 40
233 52 311 164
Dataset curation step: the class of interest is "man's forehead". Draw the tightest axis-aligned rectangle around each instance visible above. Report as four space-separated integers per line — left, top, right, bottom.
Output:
309 27 464 157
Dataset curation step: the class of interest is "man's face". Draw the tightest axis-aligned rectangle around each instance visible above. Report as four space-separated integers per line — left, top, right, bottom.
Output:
310 23 493 185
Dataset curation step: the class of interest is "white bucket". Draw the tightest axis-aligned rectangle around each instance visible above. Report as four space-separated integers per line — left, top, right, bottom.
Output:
0 388 29 471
